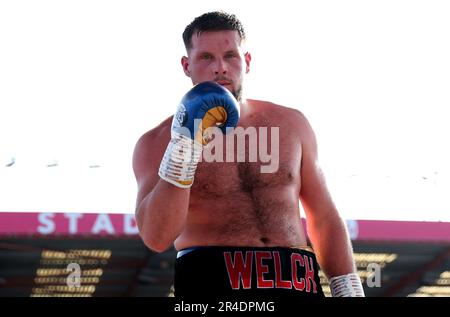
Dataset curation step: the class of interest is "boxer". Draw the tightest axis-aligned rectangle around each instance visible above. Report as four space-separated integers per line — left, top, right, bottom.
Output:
133 11 364 297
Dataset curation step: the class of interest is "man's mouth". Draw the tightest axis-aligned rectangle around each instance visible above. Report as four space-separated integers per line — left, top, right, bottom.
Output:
216 81 231 86
214 78 232 86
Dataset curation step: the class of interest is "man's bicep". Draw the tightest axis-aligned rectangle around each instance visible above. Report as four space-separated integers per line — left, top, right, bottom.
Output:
299 118 337 222
132 132 165 209
300 155 335 218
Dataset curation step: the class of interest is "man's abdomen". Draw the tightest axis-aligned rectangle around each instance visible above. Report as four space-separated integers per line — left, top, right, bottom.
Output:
175 188 307 250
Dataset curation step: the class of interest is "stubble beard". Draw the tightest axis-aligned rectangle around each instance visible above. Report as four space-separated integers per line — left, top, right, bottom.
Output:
233 85 243 102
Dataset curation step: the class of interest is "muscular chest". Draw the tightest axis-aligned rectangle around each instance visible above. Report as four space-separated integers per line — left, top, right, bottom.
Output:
191 115 302 197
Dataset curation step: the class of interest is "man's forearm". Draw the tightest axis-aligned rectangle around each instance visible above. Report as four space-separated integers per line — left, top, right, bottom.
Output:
308 212 357 278
137 179 190 252
308 212 365 296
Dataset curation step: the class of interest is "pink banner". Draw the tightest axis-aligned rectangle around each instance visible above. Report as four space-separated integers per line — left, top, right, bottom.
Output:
0 212 138 236
0 212 449 242
355 219 450 242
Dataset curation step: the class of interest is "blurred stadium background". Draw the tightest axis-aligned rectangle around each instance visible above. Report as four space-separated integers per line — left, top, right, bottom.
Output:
1 211 449 297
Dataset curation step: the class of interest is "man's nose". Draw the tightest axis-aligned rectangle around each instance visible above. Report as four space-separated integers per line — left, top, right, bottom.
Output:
213 59 227 75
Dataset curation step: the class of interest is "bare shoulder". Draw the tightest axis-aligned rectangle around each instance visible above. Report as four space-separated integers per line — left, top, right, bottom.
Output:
134 116 172 150
132 116 172 182
248 99 312 129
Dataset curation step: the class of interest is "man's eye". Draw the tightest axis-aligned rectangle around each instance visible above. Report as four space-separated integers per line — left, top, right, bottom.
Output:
225 53 236 58
201 54 212 60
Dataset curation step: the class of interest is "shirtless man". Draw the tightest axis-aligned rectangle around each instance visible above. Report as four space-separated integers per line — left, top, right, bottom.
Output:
133 11 364 297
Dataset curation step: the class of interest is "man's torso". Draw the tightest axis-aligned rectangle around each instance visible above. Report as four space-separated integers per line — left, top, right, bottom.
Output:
152 99 309 250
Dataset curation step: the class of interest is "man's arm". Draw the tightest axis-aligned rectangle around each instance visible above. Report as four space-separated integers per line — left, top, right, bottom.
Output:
132 124 191 253
297 112 364 296
133 82 240 253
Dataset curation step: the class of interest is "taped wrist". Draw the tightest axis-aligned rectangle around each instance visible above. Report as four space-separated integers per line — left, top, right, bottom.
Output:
329 273 365 297
158 132 202 188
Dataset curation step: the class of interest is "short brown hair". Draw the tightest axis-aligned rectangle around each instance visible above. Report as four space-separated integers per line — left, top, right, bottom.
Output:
182 11 246 51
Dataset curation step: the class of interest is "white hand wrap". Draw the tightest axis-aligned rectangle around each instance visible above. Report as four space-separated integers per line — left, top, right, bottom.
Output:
329 273 365 297
158 132 202 188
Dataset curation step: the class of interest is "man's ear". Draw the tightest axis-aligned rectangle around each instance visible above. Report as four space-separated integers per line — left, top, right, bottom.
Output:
244 52 252 74
181 56 190 77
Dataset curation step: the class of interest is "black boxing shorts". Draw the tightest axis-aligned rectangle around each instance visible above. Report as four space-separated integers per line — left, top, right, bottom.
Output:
174 246 325 297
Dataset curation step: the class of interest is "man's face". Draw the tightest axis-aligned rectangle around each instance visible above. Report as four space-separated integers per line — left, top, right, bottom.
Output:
181 30 251 101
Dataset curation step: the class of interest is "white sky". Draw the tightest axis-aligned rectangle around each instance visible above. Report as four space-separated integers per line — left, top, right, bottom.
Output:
1 0 449 221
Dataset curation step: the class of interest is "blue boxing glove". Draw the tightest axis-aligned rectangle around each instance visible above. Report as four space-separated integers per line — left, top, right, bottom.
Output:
173 81 240 144
159 81 240 188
